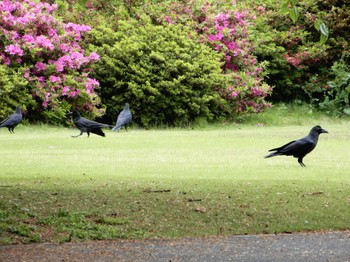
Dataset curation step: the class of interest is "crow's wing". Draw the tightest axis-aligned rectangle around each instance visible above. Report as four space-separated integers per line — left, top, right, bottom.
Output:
0 116 11 127
0 113 22 127
75 117 110 130
269 140 296 152
277 137 315 156
89 129 106 137
116 110 132 127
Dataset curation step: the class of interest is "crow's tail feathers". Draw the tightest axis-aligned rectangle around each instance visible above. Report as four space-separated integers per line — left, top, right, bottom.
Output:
90 129 106 137
264 151 280 158
111 126 121 132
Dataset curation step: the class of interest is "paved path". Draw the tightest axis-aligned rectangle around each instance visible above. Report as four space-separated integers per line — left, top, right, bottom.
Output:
1 231 350 261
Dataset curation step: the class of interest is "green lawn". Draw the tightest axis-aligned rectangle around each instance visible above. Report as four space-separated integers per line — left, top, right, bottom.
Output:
1 118 350 244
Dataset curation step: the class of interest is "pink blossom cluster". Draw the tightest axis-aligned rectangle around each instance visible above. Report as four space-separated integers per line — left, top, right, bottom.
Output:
159 2 272 114
283 50 318 69
0 0 100 112
205 11 254 73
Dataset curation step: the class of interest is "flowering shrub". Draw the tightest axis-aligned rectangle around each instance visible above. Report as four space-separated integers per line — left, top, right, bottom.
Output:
203 11 272 113
141 1 272 115
244 0 333 102
0 0 102 122
247 0 350 110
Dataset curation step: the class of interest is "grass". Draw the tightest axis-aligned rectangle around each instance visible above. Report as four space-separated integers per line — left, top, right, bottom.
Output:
1 105 350 244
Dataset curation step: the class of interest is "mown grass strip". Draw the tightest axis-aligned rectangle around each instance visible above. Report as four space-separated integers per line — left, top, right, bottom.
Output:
0 120 349 244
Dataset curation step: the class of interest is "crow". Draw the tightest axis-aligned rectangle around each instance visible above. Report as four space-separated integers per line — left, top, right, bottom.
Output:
265 125 328 167
0 106 22 133
112 103 132 132
67 111 112 138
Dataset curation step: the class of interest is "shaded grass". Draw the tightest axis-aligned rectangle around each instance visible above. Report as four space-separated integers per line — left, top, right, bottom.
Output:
238 103 346 126
1 118 350 244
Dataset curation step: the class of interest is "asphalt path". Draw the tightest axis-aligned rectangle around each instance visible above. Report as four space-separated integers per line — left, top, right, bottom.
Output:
1 231 349 261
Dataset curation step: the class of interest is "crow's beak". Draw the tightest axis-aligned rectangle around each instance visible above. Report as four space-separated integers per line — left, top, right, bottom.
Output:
322 129 328 134
66 112 73 116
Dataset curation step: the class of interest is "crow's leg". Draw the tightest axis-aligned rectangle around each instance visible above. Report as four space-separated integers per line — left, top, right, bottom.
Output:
125 125 128 132
71 131 83 138
298 157 306 167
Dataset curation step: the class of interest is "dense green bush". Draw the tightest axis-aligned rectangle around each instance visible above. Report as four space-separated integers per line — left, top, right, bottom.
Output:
303 0 350 114
0 65 34 120
317 55 350 115
89 16 228 127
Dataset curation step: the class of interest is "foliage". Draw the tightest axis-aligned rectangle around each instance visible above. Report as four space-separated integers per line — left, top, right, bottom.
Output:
246 0 331 102
0 0 102 123
89 16 229 127
280 0 329 43
141 0 272 114
249 0 349 108
204 11 272 113
0 65 34 119
314 0 350 58
317 56 350 115
287 0 350 114
77 0 272 126
1 0 350 122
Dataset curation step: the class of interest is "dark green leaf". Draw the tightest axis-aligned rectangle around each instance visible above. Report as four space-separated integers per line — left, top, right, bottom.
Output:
289 6 299 23
320 23 329 37
314 19 322 31
280 1 290 14
320 33 328 44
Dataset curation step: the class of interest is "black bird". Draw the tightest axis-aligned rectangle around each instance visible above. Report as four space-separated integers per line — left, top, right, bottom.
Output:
112 103 132 132
67 111 111 138
265 125 328 167
0 106 22 133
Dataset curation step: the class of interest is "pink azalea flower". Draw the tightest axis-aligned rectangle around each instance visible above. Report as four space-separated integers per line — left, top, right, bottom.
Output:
23 34 35 44
36 36 54 50
59 43 70 52
35 62 46 71
68 90 77 97
49 75 61 83
55 60 65 72
61 86 70 96
5 44 24 56
85 78 99 94
24 69 30 79
89 52 100 61
164 16 174 24
43 92 51 108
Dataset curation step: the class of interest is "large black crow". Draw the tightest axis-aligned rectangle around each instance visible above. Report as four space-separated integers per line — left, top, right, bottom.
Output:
0 106 22 133
112 103 132 132
265 125 328 167
67 111 112 138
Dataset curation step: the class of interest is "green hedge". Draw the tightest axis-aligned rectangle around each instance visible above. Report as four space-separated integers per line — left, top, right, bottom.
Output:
0 65 34 120
89 16 229 127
